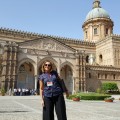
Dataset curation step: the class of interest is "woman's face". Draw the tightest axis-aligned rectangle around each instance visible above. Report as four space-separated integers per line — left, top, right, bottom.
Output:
44 62 52 73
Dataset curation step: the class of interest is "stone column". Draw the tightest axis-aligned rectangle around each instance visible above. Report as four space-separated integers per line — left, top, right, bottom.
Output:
74 52 80 92
1 47 7 89
7 79 10 93
34 57 38 91
72 76 76 94
12 79 15 89
80 54 83 92
57 59 61 75
34 75 37 90
13 47 18 89
80 51 86 92
83 55 86 92
1 78 5 88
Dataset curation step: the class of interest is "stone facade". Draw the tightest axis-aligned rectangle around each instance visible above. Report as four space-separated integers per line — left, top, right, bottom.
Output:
0 0 120 93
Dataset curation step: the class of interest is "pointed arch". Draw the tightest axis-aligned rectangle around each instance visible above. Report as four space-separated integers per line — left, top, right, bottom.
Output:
60 61 74 73
18 58 36 69
18 58 36 74
60 61 74 94
37 57 58 71
17 58 36 89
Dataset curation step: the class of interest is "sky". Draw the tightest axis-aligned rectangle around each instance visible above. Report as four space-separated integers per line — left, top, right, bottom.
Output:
0 0 120 40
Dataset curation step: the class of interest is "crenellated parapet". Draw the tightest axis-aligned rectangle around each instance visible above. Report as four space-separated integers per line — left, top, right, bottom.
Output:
103 34 120 40
111 34 120 37
0 27 41 40
96 34 120 45
86 64 120 72
0 27 95 47
52 36 95 47
110 34 120 40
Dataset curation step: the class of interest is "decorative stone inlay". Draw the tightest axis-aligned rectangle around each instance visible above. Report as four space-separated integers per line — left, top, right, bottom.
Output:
27 49 47 55
43 42 55 50
27 49 36 54
19 39 75 53
20 41 42 49
56 44 68 51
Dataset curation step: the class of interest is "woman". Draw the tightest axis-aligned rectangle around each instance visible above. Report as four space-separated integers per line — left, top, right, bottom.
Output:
39 60 69 120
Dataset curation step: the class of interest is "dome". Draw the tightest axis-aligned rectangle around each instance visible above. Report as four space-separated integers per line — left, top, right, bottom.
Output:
85 7 110 21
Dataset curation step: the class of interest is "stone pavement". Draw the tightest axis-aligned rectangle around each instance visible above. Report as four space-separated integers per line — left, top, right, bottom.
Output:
0 96 120 120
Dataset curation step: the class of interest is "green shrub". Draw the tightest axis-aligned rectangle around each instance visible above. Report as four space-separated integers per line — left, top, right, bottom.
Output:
96 88 102 93
68 92 111 100
102 82 118 93
0 87 5 96
67 94 77 99
80 95 111 100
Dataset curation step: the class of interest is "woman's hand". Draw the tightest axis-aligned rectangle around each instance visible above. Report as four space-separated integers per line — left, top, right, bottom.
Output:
65 91 69 98
41 99 45 107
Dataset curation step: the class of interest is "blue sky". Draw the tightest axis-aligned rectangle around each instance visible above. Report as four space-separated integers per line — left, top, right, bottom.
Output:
0 0 119 40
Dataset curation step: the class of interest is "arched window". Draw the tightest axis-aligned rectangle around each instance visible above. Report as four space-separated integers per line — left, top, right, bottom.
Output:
99 54 103 62
89 73 91 78
98 73 100 79
106 28 108 34
86 55 89 63
85 31 88 38
105 74 107 79
94 28 97 35
113 74 116 79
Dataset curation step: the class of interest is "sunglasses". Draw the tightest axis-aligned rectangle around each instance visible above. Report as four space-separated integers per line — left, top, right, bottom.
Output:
44 64 51 67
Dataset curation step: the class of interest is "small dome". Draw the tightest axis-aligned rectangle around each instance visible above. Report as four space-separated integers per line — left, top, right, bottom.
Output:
85 7 110 21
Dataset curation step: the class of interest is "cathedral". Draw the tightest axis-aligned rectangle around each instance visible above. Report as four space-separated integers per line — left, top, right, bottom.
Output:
0 0 120 93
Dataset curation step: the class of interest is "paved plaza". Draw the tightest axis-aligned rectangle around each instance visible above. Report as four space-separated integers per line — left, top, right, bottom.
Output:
0 96 120 120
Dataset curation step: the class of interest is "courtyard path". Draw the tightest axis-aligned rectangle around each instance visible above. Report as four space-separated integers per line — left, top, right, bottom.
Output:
0 96 120 120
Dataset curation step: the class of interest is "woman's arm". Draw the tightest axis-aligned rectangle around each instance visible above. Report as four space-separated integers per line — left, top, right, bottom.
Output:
58 75 69 98
39 80 44 107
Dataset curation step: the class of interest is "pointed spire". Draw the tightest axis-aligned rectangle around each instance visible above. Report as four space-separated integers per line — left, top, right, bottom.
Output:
93 0 101 9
